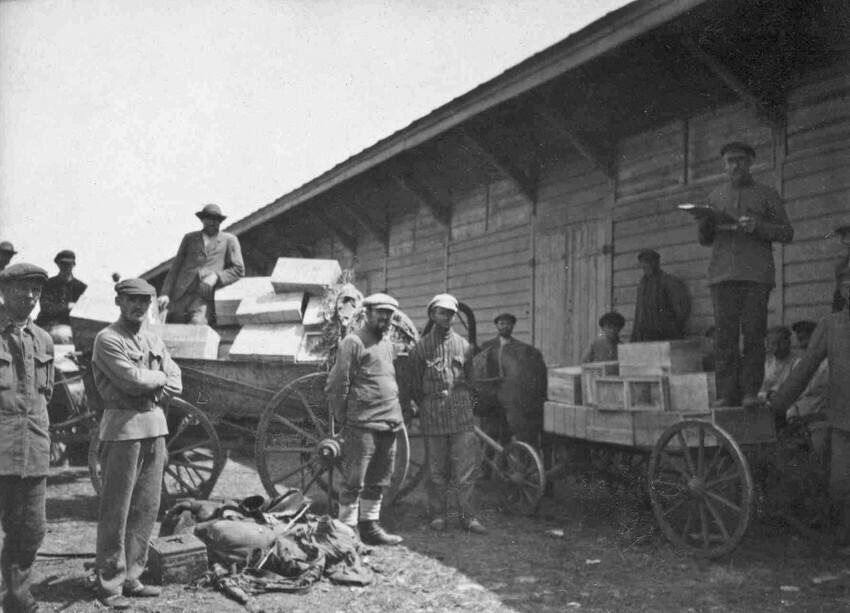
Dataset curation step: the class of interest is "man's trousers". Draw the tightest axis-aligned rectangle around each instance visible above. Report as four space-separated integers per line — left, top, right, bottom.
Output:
711 281 771 403
425 430 479 521
338 426 396 525
0 476 46 613
96 437 166 597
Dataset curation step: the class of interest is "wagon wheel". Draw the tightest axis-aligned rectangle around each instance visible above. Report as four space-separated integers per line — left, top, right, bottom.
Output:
385 415 426 505
648 420 754 558
491 440 546 515
88 398 225 506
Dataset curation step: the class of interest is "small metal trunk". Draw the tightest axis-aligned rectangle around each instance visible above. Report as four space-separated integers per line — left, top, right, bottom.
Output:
148 534 208 585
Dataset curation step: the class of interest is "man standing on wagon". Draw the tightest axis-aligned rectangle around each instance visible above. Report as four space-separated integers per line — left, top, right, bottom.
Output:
410 294 486 535
157 204 244 325
326 293 404 546
92 278 182 609
696 141 793 408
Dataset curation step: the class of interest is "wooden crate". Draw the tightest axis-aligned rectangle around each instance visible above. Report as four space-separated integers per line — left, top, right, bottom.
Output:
594 376 670 411
229 323 304 363
148 534 208 585
618 340 702 376
668 373 716 413
543 401 577 436
235 292 307 325
152 324 220 360
548 366 583 404
581 361 619 407
586 409 635 446
270 258 342 295
214 277 274 326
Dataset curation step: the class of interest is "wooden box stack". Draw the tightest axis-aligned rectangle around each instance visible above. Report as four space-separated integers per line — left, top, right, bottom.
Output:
548 366 583 404
148 534 208 585
214 277 274 326
152 324 220 360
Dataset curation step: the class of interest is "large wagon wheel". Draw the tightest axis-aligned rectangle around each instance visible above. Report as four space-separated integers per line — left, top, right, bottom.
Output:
89 398 225 506
648 420 754 558
490 439 546 515
255 372 412 513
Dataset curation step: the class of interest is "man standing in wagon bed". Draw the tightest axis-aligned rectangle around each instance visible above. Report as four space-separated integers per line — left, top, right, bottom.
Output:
696 141 793 408
92 278 182 609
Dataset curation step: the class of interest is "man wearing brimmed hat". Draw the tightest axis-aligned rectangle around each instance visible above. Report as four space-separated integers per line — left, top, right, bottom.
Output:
158 204 244 325
34 249 88 330
694 141 794 408
631 249 690 342
477 313 547 446
0 241 17 272
0 263 52 613
326 292 404 546
92 278 182 609
768 264 850 547
410 294 486 535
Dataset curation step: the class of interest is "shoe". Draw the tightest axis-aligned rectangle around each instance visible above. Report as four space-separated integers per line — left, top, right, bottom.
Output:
123 580 162 597
98 594 132 609
741 394 760 409
357 520 403 546
462 518 488 535
429 517 446 532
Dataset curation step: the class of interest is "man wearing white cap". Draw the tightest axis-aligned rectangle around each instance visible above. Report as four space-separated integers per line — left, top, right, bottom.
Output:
326 293 404 546
410 294 486 534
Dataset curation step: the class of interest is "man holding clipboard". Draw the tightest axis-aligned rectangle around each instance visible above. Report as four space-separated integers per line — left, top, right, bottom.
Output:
684 141 793 408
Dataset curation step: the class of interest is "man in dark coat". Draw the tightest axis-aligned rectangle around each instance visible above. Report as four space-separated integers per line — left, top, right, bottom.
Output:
35 250 88 330
157 204 244 325
631 250 690 342
696 141 793 407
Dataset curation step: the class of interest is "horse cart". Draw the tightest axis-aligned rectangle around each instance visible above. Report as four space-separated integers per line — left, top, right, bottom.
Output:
540 342 811 559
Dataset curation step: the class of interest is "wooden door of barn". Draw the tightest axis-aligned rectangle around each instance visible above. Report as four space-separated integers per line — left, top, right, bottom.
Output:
534 219 611 367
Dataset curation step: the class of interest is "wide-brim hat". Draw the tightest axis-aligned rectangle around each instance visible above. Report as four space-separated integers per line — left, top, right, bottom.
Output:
195 203 227 220
0 263 48 284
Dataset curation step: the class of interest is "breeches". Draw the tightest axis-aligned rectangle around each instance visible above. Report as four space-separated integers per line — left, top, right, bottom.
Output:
339 426 396 505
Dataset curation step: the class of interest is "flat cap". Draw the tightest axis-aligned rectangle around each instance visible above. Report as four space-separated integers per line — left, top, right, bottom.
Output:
599 311 626 329
637 249 660 262
114 278 156 296
720 141 756 158
54 249 76 264
362 292 398 311
196 203 227 220
0 241 16 254
494 312 516 325
427 293 458 313
0 263 48 284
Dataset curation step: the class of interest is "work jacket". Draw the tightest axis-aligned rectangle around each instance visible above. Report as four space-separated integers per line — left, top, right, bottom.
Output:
0 309 54 477
699 178 793 287
160 230 244 303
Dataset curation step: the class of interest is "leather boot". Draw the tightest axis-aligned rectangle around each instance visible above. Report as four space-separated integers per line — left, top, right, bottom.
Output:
357 520 403 546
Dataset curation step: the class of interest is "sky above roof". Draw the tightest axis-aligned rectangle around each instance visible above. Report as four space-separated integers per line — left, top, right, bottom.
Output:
0 0 626 285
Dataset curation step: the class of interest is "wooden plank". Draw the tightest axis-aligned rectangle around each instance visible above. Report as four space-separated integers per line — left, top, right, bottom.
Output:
586 409 634 446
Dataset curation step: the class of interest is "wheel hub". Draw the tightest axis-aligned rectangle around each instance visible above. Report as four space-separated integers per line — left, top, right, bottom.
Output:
317 438 341 467
688 475 706 496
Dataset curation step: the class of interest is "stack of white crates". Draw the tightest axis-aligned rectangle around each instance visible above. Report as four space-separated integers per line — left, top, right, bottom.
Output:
224 258 341 363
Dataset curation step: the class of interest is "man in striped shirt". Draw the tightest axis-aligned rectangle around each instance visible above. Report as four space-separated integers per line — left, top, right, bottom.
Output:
410 294 486 534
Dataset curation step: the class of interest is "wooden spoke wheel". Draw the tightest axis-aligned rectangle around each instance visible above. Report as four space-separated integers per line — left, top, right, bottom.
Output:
648 420 754 558
491 440 546 515
88 398 225 506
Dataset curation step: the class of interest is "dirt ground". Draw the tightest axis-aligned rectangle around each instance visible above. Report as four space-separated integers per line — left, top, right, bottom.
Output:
7 452 850 613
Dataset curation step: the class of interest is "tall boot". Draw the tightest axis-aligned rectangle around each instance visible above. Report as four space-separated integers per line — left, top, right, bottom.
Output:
358 497 403 546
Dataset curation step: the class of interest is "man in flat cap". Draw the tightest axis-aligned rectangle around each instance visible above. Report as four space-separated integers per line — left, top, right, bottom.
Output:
410 294 486 534
92 278 181 609
34 250 88 332
326 293 404 546
631 250 691 342
157 204 244 325
0 263 53 613
767 265 850 546
0 241 17 272
478 313 547 446
696 141 793 407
